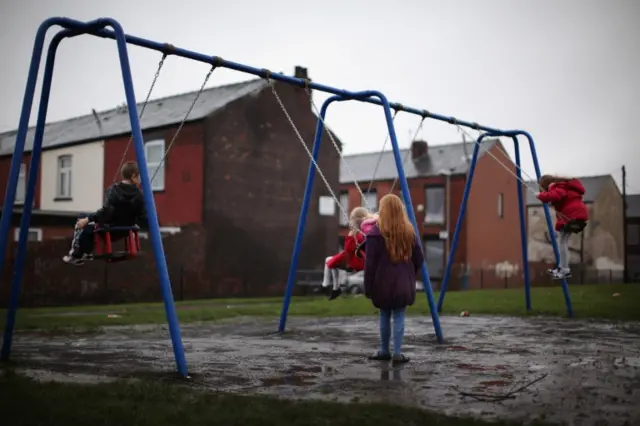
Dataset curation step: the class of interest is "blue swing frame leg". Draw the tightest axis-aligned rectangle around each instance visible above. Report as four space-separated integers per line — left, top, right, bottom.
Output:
437 139 482 312
278 91 444 344
0 18 190 375
513 136 532 311
521 131 573 317
437 132 573 317
0 24 55 361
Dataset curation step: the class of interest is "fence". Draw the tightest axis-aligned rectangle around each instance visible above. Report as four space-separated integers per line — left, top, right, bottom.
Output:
428 264 629 292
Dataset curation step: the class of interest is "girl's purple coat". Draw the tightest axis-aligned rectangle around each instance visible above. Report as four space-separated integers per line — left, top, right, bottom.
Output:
363 224 423 310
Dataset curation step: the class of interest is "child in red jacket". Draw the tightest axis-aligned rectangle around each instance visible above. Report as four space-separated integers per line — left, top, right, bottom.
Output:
536 174 589 279
322 207 377 300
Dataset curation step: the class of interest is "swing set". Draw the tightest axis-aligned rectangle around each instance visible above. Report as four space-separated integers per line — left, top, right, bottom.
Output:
0 17 574 379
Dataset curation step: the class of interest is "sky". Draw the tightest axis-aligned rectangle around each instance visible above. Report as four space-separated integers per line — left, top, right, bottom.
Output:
1 0 639 193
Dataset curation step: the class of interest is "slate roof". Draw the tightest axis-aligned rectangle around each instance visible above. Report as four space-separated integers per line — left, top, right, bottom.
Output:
626 194 640 218
525 174 613 206
0 78 269 156
339 139 500 184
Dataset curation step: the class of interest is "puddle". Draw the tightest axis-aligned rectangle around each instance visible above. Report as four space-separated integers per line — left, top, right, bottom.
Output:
3 315 640 426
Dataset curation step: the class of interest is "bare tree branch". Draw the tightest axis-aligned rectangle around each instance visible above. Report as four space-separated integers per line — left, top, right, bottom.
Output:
453 373 549 403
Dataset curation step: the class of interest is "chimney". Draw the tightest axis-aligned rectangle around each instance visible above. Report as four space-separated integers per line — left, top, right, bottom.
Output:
294 66 311 104
294 66 308 80
411 140 429 161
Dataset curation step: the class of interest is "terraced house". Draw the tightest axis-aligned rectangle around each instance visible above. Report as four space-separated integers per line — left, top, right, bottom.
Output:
0 66 341 305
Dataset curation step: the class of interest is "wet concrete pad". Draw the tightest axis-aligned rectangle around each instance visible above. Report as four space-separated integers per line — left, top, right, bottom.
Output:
7 315 640 426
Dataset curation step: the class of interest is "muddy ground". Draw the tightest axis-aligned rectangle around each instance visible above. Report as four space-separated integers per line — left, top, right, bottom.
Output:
5 314 640 426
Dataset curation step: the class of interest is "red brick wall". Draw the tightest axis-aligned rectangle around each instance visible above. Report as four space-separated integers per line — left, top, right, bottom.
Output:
201 81 340 296
0 153 41 208
103 123 205 226
339 175 468 267
0 225 207 307
466 142 522 288
8 225 70 242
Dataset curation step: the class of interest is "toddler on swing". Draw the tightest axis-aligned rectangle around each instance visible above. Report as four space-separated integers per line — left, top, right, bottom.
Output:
535 174 589 279
322 207 378 300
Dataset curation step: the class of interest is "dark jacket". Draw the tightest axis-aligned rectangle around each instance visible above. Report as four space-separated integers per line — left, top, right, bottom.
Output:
363 224 423 310
88 182 147 228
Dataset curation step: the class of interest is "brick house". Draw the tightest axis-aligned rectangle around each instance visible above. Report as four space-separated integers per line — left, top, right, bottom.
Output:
0 66 341 305
526 174 624 280
625 193 640 281
338 139 523 289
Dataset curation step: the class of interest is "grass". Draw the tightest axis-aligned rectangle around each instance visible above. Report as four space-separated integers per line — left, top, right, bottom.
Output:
1 285 631 426
0 372 557 426
0 283 638 332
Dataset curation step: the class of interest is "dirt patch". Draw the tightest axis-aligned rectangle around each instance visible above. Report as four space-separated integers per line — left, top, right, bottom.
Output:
5 315 640 426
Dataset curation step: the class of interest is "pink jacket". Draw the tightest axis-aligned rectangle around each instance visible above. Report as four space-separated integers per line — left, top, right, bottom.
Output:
361 217 378 234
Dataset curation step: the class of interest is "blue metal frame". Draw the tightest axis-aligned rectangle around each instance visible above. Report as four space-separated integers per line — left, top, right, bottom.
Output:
0 17 573 370
277 93 444 343
436 133 573 317
0 18 189 378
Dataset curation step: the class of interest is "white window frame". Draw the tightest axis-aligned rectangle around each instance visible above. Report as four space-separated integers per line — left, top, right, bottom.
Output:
138 227 181 240
15 163 26 205
57 155 73 199
424 186 445 224
13 228 43 242
145 139 165 191
339 192 349 226
362 190 378 213
498 193 504 218
423 238 445 279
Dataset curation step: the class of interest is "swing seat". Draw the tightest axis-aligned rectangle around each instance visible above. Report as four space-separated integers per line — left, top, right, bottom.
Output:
93 225 141 263
561 220 587 234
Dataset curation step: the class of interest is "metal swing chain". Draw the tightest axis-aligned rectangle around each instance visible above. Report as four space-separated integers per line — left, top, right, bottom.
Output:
270 81 364 236
302 85 374 212
148 65 216 184
365 109 399 195
113 54 168 183
454 124 572 222
389 117 426 193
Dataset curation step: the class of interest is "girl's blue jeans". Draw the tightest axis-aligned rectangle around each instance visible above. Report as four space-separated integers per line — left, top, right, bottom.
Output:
379 307 406 356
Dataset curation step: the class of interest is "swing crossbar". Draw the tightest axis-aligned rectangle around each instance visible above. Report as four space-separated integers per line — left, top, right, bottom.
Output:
44 17 507 134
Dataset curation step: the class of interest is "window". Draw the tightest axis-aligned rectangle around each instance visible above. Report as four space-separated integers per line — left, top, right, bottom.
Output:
424 186 445 224
339 192 349 226
361 190 377 212
423 237 445 279
15 163 26 204
13 228 42 242
145 139 165 191
318 195 335 216
498 193 504 218
57 155 72 199
628 224 640 246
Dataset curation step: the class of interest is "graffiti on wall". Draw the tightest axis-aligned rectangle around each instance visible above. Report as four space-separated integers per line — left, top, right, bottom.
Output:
527 205 623 270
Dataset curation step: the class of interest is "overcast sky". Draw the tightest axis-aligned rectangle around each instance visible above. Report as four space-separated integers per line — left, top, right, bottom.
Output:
1 0 639 193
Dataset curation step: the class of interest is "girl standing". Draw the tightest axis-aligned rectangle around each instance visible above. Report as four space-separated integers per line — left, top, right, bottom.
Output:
363 194 424 365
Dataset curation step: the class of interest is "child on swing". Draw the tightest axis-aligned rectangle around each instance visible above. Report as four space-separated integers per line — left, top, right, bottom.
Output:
63 161 147 266
535 174 589 279
322 207 378 300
